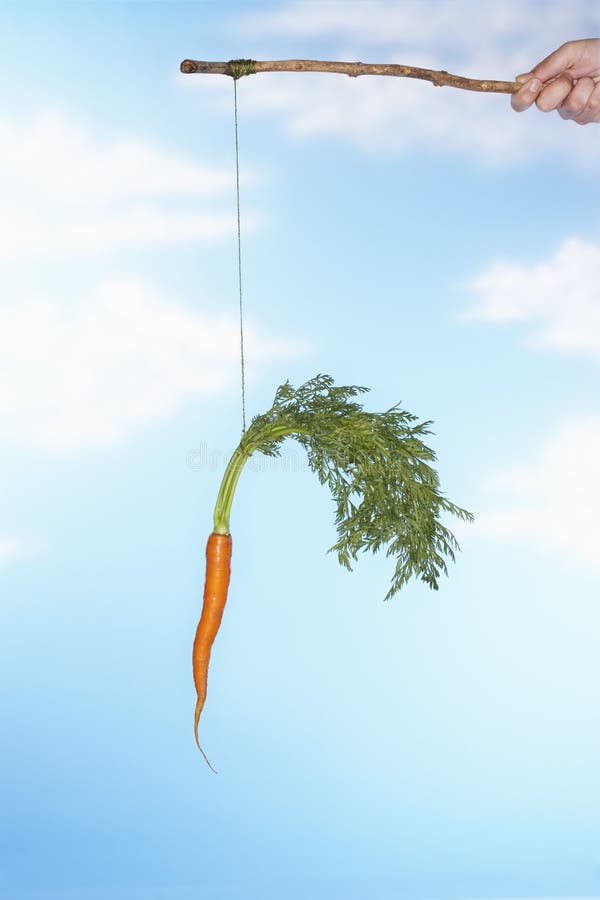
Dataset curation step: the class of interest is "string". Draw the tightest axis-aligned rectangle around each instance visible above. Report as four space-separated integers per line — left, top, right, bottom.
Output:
233 78 246 434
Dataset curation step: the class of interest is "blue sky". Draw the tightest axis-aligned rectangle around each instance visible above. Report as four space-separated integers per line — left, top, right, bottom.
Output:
2 2 600 898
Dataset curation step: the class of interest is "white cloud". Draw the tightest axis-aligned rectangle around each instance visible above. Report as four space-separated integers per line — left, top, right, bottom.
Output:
0 278 305 450
242 0 595 47
0 110 235 203
0 110 253 261
0 207 261 263
232 72 527 163
0 537 27 567
0 207 253 262
464 236 600 358
217 0 600 166
477 415 600 572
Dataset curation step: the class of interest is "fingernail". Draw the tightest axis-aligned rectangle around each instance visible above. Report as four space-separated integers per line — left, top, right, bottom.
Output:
527 77 542 93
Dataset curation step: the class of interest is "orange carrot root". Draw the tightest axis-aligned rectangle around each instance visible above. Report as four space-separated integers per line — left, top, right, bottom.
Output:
192 532 232 771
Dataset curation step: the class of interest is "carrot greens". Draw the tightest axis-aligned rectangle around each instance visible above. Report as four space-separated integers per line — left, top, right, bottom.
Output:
212 374 472 597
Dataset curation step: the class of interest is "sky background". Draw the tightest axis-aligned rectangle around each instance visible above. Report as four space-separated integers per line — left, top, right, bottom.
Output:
2 1 600 898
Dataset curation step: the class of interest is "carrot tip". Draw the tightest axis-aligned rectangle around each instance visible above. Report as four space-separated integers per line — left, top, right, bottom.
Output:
194 704 218 773
195 734 219 774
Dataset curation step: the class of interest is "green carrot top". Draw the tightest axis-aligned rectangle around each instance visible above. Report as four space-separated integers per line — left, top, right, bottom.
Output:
212 374 473 598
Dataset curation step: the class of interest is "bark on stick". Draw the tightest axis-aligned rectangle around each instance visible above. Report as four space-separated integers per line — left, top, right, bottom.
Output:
179 58 521 94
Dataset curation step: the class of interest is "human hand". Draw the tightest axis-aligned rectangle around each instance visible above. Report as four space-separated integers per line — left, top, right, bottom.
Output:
511 38 600 124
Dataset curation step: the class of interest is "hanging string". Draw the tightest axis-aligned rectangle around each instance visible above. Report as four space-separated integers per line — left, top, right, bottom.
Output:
233 77 246 434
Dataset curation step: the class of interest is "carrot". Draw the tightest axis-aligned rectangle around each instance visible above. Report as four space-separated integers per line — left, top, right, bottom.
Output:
192 531 232 772
191 375 472 768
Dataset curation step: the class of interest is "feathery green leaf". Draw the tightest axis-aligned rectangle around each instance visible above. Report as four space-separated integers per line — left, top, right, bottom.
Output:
215 374 473 597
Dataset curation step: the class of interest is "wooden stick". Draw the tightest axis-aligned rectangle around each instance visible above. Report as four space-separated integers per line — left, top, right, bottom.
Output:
180 58 522 94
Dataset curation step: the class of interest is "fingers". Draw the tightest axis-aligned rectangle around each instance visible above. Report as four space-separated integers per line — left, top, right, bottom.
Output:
511 76 543 112
511 73 572 113
512 40 600 123
512 71 600 124
534 73 576 112
562 78 600 124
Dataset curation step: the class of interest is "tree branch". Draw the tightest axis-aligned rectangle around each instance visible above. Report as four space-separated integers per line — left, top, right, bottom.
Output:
179 58 521 94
